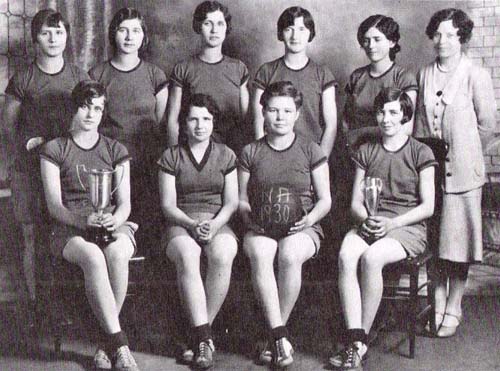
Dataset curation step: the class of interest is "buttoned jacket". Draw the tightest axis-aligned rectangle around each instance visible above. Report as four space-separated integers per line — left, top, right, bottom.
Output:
414 55 497 193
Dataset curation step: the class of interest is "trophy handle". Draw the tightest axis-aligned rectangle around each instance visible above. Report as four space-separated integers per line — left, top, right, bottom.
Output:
375 178 383 192
76 164 87 192
110 164 125 196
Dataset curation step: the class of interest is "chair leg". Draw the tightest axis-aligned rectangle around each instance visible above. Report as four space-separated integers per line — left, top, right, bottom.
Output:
408 269 418 359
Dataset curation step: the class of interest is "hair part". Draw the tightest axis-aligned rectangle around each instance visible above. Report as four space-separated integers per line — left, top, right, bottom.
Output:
31 9 70 44
277 6 316 42
425 8 474 44
260 81 303 110
357 14 401 61
108 7 150 55
179 93 221 130
71 80 106 113
373 87 413 124
192 1 232 35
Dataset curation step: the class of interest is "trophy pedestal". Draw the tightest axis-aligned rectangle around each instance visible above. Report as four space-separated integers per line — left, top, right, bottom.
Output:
90 227 115 247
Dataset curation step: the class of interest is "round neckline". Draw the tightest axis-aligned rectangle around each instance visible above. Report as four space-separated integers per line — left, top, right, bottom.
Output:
368 62 395 79
281 57 310 72
71 134 101 151
197 55 225 65
381 136 410 153
265 134 297 152
35 60 65 76
109 58 142 73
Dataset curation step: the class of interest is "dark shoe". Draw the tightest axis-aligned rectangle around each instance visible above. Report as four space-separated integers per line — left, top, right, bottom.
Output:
257 341 272 365
175 342 194 364
437 312 462 338
113 345 140 371
194 339 215 369
93 348 112 370
329 343 365 369
273 337 294 368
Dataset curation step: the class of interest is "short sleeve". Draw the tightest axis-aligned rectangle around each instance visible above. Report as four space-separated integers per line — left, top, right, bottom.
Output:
396 68 418 92
39 138 64 167
4 70 26 101
253 63 270 90
150 64 168 94
352 143 371 170
308 142 327 170
222 146 237 175
238 60 250 86
319 65 337 91
415 142 438 172
238 143 254 173
170 61 187 89
157 147 179 175
110 140 130 167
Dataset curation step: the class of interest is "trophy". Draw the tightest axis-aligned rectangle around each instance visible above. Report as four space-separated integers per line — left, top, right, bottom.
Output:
358 177 383 243
77 165 124 246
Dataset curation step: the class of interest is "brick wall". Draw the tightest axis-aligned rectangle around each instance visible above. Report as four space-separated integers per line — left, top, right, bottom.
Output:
464 0 500 177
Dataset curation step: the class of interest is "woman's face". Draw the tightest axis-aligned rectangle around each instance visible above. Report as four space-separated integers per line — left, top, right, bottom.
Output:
361 26 395 63
115 18 144 55
200 10 227 48
376 99 404 137
432 20 462 60
185 106 214 143
282 16 311 54
73 97 105 132
36 22 67 57
263 96 299 136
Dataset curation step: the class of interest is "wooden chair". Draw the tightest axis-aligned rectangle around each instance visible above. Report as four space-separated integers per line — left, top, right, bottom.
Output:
48 252 146 354
381 137 448 359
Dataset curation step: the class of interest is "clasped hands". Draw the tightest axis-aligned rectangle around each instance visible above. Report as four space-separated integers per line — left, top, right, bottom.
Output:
87 212 119 231
358 215 395 240
189 219 219 244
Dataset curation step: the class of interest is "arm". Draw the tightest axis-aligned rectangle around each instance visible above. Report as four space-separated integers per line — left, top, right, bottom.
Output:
403 90 417 136
99 161 131 231
369 166 435 238
240 80 250 122
1 95 21 157
155 86 169 124
350 166 369 224
41 159 96 230
319 86 337 158
238 168 264 233
289 162 332 233
166 85 183 147
472 68 497 149
252 87 265 140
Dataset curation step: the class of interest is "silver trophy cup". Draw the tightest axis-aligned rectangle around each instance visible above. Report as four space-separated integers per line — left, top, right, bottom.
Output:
358 177 383 243
77 165 124 246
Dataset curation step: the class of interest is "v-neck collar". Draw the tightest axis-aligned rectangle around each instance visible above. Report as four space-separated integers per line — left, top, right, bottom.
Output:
186 141 212 172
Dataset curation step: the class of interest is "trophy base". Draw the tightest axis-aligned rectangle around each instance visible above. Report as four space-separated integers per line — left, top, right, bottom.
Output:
90 227 116 248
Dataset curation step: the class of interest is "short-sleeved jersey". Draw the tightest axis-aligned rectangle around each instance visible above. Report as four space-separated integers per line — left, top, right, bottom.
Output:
344 64 417 131
352 137 437 226
239 135 327 213
170 55 249 148
157 141 236 215
40 135 130 215
253 57 337 144
5 62 89 171
89 60 168 142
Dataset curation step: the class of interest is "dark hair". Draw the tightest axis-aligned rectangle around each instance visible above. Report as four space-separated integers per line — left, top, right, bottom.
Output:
31 9 70 44
357 15 401 61
260 81 303 110
179 93 220 130
373 87 413 124
192 1 232 35
71 80 106 113
425 8 474 44
277 6 315 42
108 8 150 55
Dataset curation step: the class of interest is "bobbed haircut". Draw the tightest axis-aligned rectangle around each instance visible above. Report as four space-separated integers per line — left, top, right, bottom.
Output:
31 9 70 44
108 7 150 55
71 80 106 113
260 81 303 110
277 6 315 42
192 1 232 35
425 8 473 44
357 14 401 61
179 93 221 129
373 87 413 124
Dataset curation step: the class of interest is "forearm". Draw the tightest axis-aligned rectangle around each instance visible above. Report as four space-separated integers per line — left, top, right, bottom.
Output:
211 202 238 230
166 119 179 147
49 205 88 230
162 206 197 229
111 204 131 227
390 203 434 230
307 198 331 226
320 125 336 158
351 202 369 225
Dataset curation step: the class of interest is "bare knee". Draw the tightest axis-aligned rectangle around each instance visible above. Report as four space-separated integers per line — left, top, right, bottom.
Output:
360 250 384 274
167 239 201 274
207 240 237 269
104 236 133 265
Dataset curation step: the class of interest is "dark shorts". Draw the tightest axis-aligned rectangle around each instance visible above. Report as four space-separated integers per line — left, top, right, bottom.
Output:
50 221 138 257
10 169 43 224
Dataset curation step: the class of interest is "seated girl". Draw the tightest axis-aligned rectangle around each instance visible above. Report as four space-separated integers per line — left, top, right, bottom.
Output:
40 81 140 371
329 87 436 369
158 94 238 370
239 81 331 368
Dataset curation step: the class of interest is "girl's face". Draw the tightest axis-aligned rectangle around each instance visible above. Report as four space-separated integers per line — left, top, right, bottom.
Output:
282 17 311 54
36 22 67 57
432 20 462 60
115 18 144 55
200 10 227 48
362 27 395 63
73 97 105 132
185 106 214 143
376 99 404 137
263 96 299 136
